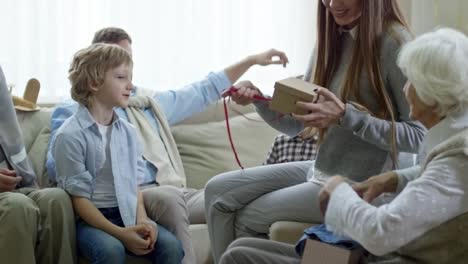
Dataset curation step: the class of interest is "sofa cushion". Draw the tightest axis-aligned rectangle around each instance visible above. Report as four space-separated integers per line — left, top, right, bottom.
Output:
17 109 52 150
28 127 51 187
269 221 317 245
172 112 279 189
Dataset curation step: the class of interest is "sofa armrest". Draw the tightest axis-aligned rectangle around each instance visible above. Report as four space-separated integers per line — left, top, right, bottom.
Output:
269 221 318 245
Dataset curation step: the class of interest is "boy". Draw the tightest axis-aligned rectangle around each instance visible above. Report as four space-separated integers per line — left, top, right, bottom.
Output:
53 43 183 263
47 27 289 263
0 65 75 263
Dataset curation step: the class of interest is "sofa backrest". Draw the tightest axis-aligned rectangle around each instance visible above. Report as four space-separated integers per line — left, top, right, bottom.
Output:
16 101 280 189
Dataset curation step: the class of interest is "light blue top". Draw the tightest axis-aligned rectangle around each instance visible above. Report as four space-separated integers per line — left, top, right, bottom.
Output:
47 71 231 184
52 105 144 227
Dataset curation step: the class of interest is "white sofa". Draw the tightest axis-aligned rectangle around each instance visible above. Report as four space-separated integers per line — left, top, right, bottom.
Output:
17 101 287 264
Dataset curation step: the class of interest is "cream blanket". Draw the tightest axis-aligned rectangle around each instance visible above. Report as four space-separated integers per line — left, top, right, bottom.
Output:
125 89 186 187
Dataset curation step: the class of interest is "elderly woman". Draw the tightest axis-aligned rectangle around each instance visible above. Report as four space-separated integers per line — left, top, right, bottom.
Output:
219 27 468 264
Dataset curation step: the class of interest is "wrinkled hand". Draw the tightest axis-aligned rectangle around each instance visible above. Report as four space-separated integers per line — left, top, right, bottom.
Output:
318 175 346 217
0 168 22 192
118 224 153 256
352 171 399 203
292 87 345 128
230 80 263 106
137 218 158 251
249 48 289 67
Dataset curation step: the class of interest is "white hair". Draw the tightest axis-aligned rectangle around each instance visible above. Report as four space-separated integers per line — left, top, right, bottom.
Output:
397 28 468 116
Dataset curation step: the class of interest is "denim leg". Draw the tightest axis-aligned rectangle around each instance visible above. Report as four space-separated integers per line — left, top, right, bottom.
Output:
145 224 184 264
77 220 126 264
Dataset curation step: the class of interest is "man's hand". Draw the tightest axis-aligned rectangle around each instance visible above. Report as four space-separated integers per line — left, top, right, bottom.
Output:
318 175 346 217
352 171 399 203
230 80 263 106
117 225 153 256
248 48 289 68
0 168 22 192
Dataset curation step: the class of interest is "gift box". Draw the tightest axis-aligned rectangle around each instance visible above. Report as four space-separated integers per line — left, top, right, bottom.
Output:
301 239 364 264
269 77 319 115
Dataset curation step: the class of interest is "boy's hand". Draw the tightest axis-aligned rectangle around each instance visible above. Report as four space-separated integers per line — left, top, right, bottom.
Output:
117 225 153 256
0 169 22 192
137 218 158 250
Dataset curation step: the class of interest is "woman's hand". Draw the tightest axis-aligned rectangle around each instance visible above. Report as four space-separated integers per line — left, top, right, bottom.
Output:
318 175 346 217
352 171 399 202
248 48 289 67
117 224 154 256
230 80 263 106
0 168 22 192
292 87 345 128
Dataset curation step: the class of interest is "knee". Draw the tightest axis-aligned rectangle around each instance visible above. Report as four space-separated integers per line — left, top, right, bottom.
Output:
36 188 74 217
204 171 234 201
144 186 184 209
153 227 184 263
228 238 253 250
89 238 126 263
219 247 244 264
1 192 39 223
38 188 71 204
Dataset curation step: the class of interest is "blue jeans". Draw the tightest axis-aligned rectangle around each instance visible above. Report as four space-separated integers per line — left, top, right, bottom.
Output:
77 207 184 264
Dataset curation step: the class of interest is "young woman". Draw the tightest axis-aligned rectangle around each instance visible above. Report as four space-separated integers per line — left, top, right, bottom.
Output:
205 0 426 262
220 27 468 264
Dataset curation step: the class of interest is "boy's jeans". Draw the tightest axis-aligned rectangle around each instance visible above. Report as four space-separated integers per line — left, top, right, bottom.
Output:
77 207 184 264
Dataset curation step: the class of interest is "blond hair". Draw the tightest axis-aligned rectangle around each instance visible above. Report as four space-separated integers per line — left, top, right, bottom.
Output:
69 43 133 107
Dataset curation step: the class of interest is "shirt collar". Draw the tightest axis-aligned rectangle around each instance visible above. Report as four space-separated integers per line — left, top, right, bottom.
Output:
339 25 358 39
75 104 121 130
423 109 468 154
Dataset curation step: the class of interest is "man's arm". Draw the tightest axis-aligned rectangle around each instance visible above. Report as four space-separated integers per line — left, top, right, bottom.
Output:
224 49 288 84
152 49 289 126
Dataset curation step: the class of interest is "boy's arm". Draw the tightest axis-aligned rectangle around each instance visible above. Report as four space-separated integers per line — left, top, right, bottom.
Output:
136 190 157 248
73 195 154 254
72 196 123 237
46 102 79 182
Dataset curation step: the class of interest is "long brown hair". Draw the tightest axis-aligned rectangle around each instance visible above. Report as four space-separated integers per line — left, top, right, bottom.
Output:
313 0 409 167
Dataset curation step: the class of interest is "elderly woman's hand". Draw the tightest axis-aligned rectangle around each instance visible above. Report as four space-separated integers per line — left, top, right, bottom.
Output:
352 171 399 203
292 87 345 128
318 175 347 217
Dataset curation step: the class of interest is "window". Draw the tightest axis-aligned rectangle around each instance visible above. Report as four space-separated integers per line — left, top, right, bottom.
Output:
0 0 316 102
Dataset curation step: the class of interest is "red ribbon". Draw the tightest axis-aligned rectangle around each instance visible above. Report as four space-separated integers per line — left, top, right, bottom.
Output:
222 87 272 169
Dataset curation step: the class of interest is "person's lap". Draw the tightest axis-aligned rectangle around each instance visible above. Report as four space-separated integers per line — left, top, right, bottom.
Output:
77 208 184 264
220 238 301 264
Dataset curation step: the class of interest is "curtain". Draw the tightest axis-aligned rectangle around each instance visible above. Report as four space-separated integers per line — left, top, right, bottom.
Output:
0 0 316 102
